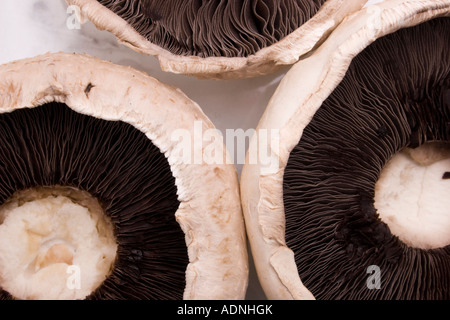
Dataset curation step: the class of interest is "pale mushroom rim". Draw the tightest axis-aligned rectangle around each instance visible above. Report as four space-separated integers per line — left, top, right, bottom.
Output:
65 0 366 79
0 52 248 300
240 0 450 300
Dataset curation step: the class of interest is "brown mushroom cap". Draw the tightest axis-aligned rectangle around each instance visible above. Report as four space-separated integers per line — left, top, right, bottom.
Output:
0 52 248 299
66 0 366 79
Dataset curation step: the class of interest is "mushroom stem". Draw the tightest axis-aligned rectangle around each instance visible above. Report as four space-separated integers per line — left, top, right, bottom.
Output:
374 142 450 250
0 186 117 300
35 242 74 270
403 141 450 166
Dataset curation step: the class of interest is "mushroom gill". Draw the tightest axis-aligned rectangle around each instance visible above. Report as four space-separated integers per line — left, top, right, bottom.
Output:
0 53 248 300
66 0 366 78
96 0 326 58
283 17 450 299
0 102 186 300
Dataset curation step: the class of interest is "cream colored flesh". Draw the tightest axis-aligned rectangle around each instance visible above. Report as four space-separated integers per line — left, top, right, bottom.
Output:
375 143 450 250
0 187 117 300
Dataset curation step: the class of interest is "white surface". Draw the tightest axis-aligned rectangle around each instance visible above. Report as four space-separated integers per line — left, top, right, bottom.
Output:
0 192 117 300
375 148 450 250
0 0 379 300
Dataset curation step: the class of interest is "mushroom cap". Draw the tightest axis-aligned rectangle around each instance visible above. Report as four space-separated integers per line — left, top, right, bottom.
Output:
240 0 450 300
65 0 366 79
0 52 248 299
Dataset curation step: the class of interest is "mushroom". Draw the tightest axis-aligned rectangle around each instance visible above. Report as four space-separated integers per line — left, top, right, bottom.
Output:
0 52 248 300
241 0 450 299
65 0 366 79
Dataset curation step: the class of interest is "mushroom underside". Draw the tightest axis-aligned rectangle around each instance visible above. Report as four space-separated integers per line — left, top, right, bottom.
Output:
283 17 450 299
96 0 326 58
0 102 188 300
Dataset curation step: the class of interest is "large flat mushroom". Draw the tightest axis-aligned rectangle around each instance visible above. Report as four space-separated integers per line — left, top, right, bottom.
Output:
241 0 450 299
65 0 366 79
0 52 248 300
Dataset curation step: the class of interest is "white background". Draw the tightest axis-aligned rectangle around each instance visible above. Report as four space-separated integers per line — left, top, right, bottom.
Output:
0 0 381 299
